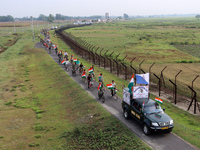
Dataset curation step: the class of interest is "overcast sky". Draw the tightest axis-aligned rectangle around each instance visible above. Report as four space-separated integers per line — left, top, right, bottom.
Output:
1 0 200 18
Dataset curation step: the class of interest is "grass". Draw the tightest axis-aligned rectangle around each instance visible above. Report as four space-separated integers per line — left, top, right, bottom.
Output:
0 30 151 149
50 27 200 149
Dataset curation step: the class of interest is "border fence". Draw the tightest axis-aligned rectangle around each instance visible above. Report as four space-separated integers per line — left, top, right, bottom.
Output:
43 24 200 114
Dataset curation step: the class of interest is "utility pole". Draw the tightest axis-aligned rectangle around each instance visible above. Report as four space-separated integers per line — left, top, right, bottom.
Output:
31 16 34 42
21 21 23 32
14 20 16 33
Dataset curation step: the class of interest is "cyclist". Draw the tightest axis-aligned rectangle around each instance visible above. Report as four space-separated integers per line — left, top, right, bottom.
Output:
70 55 74 65
98 82 106 100
76 59 80 70
72 62 76 74
64 51 68 59
87 73 92 88
98 73 104 84
58 51 63 64
79 62 84 73
111 80 117 96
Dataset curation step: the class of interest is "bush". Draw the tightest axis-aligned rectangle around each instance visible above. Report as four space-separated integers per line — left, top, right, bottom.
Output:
36 114 42 119
5 101 12 105
34 134 42 138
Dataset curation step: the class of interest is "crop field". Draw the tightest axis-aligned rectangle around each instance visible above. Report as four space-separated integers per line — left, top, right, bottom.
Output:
66 18 200 100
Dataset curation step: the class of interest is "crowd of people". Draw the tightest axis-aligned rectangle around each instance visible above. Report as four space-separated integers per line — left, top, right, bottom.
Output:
42 31 118 101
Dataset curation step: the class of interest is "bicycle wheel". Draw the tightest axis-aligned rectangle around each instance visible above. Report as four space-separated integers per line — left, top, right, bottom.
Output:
90 85 94 91
65 66 69 72
102 95 105 103
114 94 118 100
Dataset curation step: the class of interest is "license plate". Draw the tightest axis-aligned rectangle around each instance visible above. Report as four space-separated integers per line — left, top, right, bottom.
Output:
161 127 169 130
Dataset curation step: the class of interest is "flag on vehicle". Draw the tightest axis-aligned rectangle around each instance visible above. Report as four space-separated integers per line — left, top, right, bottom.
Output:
128 74 134 93
98 82 102 91
107 84 114 89
73 59 77 62
135 73 149 85
88 68 93 73
61 60 66 65
142 101 145 112
155 97 163 105
82 73 86 78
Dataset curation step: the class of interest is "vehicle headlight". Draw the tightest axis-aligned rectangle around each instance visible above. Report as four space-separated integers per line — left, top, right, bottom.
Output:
170 120 173 125
152 122 159 126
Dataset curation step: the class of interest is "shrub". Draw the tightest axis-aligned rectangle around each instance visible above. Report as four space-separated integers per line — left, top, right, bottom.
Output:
34 134 42 138
5 101 12 106
36 114 42 119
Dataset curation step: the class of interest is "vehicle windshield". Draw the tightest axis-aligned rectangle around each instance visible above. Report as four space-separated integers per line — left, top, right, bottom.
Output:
144 103 163 114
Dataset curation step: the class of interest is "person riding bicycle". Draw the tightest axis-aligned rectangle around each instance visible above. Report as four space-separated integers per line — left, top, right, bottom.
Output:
70 55 74 64
87 73 92 88
72 62 76 74
111 80 117 96
79 62 83 73
98 73 104 85
76 59 80 70
64 51 68 59
98 82 106 98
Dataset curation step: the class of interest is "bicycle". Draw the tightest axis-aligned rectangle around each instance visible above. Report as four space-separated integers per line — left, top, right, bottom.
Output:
111 89 118 100
59 57 62 64
82 76 87 84
72 69 76 76
88 80 94 91
65 64 69 72
98 88 105 103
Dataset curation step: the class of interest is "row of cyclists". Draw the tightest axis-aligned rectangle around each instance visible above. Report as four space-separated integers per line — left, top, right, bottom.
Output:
48 42 117 102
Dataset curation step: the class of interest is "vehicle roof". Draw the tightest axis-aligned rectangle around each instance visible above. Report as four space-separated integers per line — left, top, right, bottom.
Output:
132 98 156 106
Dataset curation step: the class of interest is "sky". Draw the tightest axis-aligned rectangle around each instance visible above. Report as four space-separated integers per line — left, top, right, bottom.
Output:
1 0 200 18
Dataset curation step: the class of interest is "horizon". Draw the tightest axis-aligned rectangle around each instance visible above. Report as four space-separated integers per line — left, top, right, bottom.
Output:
1 0 200 18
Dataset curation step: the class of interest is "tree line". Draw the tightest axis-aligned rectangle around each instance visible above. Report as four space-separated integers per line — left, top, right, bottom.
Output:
0 15 14 22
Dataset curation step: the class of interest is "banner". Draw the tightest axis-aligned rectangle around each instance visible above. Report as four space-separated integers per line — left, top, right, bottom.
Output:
123 89 130 105
135 73 149 85
133 86 149 99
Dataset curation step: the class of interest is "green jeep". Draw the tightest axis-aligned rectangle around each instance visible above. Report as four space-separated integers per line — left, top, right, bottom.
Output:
122 89 174 135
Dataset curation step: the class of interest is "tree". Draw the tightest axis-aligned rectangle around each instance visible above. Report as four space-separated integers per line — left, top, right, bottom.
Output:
48 14 54 23
0 15 14 22
55 14 62 20
195 15 200 19
124 13 129 19
38 14 47 21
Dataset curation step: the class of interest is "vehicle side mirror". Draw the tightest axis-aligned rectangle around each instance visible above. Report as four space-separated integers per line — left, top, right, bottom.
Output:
163 108 165 112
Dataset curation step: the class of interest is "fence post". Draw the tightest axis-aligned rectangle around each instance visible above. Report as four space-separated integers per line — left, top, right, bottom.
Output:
130 57 137 75
149 63 155 86
116 53 121 76
99 48 104 67
153 73 161 96
139 59 145 74
109 51 114 73
191 75 199 98
161 66 167 88
104 50 109 69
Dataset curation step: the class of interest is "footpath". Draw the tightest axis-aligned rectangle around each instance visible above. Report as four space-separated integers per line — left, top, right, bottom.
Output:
34 42 197 150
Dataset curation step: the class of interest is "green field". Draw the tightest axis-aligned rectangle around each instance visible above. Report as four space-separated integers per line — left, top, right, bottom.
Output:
65 17 200 100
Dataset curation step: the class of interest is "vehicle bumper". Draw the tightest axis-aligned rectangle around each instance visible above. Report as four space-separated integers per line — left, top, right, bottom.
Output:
150 125 173 132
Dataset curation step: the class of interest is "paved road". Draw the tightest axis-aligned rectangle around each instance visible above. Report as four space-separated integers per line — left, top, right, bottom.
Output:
35 42 197 150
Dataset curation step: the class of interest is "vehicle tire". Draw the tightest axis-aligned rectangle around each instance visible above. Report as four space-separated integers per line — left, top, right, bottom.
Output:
123 109 130 119
143 124 151 135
